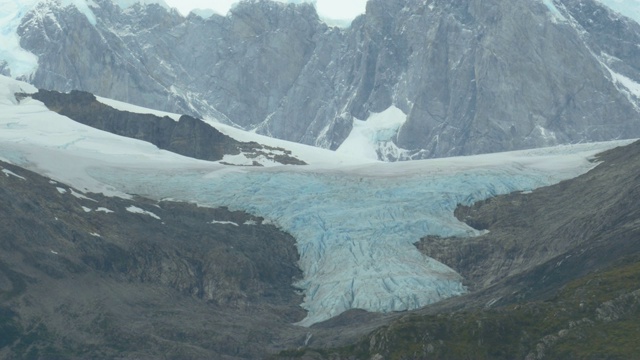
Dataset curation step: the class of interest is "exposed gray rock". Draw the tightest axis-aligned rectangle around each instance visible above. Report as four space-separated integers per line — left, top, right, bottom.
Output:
416 140 640 302
28 89 306 165
0 159 308 358
0 60 10 77
596 289 640 322
14 0 640 159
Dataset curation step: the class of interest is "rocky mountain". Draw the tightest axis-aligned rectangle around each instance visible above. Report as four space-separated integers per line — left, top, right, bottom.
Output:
4 0 640 159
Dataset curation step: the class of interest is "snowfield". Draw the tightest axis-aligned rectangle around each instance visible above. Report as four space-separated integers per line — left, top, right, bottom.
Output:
0 75 636 326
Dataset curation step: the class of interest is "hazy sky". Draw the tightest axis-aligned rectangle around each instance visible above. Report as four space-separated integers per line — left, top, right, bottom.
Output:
162 0 368 21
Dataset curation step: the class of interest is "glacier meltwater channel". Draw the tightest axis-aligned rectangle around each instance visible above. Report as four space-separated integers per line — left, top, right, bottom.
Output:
87 149 604 326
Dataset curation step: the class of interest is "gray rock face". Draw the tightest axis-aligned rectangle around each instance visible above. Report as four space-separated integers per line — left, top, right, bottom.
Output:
417 139 640 298
15 0 640 159
28 89 306 165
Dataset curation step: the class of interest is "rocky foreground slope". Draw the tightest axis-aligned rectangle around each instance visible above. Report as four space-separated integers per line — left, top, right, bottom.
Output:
0 160 308 359
274 140 640 358
10 0 640 159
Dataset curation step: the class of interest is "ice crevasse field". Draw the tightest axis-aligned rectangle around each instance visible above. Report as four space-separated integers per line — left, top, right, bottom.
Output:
0 75 634 326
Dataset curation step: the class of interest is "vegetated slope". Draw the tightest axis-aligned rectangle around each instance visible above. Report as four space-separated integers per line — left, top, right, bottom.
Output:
274 140 640 359
11 0 640 159
0 160 308 359
27 89 306 165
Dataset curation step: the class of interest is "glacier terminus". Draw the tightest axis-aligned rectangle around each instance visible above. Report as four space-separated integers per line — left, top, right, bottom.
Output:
90 145 625 326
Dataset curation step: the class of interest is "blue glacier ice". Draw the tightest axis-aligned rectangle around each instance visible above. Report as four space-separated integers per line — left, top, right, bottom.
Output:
89 152 594 326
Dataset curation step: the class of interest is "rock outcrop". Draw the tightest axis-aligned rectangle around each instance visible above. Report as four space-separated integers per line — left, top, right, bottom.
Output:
29 89 306 165
14 0 640 159
417 140 640 297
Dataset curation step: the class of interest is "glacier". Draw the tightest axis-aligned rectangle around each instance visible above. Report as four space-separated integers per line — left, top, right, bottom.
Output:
88 146 621 326
0 75 635 326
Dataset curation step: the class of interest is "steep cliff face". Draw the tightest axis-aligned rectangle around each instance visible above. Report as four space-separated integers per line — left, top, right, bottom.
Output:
11 0 640 159
17 0 325 127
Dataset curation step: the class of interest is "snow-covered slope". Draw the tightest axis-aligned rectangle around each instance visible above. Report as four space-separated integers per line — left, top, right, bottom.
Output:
96 91 370 167
336 106 411 161
0 76 635 326
596 0 640 24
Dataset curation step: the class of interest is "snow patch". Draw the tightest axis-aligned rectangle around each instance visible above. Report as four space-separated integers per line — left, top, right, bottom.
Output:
2 168 26 180
70 188 97 202
126 205 161 220
96 207 114 213
219 153 280 167
611 71 640 98
211 220 239 226
96 96 181 121
336 106 408 161
536 125 558 142
81 206 92 212
89 232 101 237
599 58 640 111
56 187 67 194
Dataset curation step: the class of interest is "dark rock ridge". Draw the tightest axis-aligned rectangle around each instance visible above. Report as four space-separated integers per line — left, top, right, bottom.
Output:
0 159 309 358
272 140 640 357
28 89 306 165
14 0 640 159
417 140 640 299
